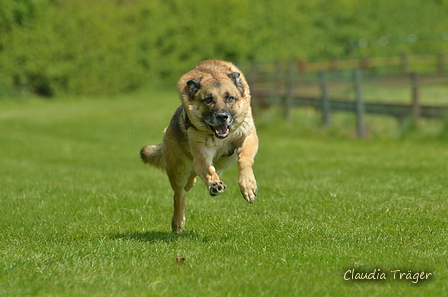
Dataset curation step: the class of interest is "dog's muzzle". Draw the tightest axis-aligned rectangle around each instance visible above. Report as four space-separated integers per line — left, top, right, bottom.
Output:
205 111 233 139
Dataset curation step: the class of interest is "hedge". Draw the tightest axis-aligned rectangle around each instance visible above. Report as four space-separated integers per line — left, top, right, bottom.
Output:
1 0 448 97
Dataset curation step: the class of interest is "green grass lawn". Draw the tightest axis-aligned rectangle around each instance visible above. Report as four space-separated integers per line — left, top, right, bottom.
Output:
0 92 447 296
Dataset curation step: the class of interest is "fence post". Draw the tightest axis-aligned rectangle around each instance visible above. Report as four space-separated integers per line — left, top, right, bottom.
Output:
411 72 420 124
354 68 366 138
284 62 295 120
320 70 330 126
275 60 284 98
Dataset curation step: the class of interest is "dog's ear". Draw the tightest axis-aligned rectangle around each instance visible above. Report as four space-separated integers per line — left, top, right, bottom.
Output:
227 72 245 96
186 79 201 97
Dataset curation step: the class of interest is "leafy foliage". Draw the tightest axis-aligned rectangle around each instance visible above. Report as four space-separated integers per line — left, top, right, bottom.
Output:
1 0 448 97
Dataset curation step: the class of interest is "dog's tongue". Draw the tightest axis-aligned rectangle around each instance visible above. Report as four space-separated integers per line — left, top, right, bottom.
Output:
215 125 229 137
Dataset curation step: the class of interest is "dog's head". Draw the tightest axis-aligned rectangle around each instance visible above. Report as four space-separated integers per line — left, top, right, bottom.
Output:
180 68 251 139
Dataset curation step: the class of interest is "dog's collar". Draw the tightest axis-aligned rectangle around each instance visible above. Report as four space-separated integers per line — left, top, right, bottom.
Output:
181 106 196 130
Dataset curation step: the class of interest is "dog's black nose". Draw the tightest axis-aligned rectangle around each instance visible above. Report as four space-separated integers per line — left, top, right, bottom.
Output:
216 112 229 122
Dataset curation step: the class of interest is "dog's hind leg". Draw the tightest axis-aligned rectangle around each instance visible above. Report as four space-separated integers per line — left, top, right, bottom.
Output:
171 189 186 233
167 168 191 233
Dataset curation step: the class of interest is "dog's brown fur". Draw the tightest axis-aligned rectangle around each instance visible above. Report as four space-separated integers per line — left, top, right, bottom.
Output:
141 60 258 233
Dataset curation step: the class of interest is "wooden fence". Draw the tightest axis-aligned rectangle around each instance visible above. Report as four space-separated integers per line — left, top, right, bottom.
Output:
248 54 448 138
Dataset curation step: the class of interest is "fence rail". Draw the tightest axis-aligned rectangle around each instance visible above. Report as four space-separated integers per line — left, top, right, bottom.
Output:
248 54 448 137
259 95 448 119
248 54 447 75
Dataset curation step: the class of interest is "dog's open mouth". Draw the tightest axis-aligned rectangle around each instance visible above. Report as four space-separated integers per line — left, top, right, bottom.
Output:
208 124 231 138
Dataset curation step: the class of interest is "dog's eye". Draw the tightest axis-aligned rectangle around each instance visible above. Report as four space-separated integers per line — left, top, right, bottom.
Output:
227 96 236 103
202 96 214 104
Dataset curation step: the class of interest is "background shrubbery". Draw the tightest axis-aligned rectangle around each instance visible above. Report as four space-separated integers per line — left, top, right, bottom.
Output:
1 0 448 97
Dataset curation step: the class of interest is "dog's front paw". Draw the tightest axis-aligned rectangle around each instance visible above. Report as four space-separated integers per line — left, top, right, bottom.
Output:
209 181 227 196
239 176 257 204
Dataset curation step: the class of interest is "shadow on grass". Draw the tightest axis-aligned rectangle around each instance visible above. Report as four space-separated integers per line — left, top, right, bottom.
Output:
110 230 202 244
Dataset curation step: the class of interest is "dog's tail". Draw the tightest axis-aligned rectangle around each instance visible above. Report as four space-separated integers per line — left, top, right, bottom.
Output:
140 144 166 170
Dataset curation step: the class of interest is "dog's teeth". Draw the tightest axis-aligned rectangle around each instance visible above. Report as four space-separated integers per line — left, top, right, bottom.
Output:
216 125 227 134
214 125 230 136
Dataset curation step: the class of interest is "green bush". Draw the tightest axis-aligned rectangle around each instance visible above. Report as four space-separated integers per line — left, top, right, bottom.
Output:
1 0 448 97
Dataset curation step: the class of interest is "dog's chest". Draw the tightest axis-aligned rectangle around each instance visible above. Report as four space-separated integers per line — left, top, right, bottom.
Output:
215 142 237 158
203 134 239 159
